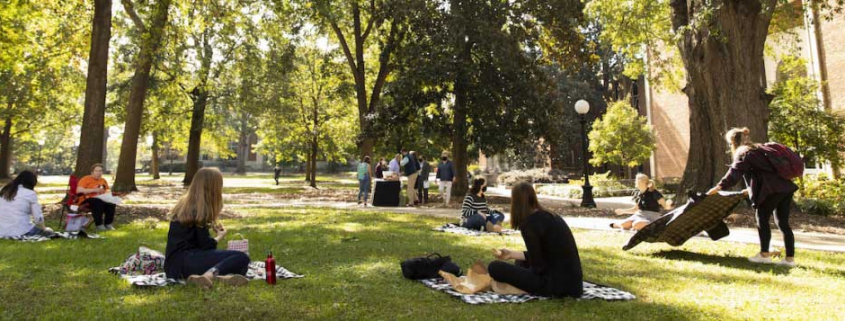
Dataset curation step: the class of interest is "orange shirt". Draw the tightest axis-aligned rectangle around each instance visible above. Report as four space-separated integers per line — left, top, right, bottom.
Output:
77 175 109 205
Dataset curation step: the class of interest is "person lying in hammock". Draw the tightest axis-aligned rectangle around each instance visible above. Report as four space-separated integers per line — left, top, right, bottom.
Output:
610 174 673 231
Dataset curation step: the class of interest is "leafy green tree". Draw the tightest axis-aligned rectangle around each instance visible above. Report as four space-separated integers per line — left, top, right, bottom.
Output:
588 100 655 178
769 55 845 180
113 0 173 192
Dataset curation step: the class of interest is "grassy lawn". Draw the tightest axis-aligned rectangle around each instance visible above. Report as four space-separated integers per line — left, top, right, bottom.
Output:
2 207 844 320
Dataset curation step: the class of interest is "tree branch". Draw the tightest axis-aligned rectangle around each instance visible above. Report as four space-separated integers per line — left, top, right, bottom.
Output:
329 20 358 77
361 0 377 42
121 0 147 34
369 22 404 112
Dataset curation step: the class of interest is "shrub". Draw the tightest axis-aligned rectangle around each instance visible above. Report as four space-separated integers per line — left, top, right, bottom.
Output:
567 171 635 198
497 168 569 187
799 174 845 215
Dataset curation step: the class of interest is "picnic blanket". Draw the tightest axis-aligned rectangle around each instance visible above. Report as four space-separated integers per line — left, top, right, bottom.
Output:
420 278 635 304
0 230 102 242
109 261 304 288
623 191 747 251
434 223 520 236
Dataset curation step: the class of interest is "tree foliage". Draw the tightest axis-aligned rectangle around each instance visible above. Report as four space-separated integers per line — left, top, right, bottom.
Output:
588 100 655 172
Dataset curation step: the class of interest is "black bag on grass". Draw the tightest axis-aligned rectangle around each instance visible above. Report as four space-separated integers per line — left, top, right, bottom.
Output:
401 253 462 279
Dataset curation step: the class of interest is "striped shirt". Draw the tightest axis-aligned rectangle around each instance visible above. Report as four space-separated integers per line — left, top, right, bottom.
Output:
461 194 489 219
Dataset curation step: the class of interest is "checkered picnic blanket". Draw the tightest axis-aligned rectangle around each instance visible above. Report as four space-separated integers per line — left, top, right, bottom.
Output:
420 278 635 304
433 223 520 236
0 230 102 242
108 261 304 288
623 191 747 250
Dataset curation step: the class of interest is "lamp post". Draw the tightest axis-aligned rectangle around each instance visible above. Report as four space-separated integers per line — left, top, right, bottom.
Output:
574 100 596 208
36 138 45 175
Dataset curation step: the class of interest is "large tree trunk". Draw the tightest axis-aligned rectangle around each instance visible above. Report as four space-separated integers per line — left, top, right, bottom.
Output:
113 0 172 192
183 88 208 185
0 116 13 179
309 105 318 188
671 0 775 197
74 0 112 177
150 132 160 179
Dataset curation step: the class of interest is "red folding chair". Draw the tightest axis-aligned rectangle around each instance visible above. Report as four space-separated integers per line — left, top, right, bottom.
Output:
58 175 94 230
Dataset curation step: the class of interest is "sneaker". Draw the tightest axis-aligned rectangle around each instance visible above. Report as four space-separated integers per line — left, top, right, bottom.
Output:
105 224 115 230
748 253 773 264
187 275 213 290
96 225 107 231
776 259 797 267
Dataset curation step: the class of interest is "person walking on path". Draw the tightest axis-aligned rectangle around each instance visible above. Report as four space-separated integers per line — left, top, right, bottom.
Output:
417 155 432 204
357 156 374 206
273 166 281 185
707 127 799 267
400 149 420 207
436 154 457 205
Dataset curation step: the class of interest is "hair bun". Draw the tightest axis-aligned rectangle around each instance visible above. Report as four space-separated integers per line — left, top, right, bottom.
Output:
741 127 750 135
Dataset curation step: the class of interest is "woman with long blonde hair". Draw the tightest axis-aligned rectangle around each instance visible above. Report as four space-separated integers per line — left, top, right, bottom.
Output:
707 127 799 266
164 168 249 289
610 173 672 231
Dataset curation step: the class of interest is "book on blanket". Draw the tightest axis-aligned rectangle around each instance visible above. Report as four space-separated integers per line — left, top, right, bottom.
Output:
94 192 123 205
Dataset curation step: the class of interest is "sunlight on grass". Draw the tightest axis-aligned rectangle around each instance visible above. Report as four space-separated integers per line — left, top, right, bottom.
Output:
2 207 844 320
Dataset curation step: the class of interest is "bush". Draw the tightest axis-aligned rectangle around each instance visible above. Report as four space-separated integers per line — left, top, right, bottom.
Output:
497 168 569 187
567 171 635 198
799 174 845 215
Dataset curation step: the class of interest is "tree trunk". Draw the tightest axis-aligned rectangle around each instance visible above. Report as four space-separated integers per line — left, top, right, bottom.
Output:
671 0 775 197
151 132 160 179
74 0 112 177
235 114 248 175
184 89 208 185
113 0 171 192
310 139 317 188
0 116 13 179
304 159 311 182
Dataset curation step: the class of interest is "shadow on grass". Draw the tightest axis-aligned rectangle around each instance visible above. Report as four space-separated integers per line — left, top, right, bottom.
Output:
649 249 793 275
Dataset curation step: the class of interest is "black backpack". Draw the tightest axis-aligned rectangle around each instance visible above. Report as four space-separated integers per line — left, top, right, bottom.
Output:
401 253 462 280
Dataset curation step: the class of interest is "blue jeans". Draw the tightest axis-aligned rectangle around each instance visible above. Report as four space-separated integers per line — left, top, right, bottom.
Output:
24 226 55 237
358 176 371 203
461 211 506 231
174 250 250 279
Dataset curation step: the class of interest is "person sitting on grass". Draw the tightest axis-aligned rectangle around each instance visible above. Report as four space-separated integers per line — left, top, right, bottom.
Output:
461 177 505 232
0 170 55 238
610 173 672 231
76 163 118 231
488 182 583 297
164 167 250 290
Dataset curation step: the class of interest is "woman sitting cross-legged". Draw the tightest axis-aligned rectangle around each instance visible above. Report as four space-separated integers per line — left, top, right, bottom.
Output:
164 167 250 289
461 177 505 232
488 182 583 298
0 171 55 238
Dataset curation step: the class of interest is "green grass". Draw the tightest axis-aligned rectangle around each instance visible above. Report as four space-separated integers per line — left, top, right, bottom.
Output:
2 207 844 320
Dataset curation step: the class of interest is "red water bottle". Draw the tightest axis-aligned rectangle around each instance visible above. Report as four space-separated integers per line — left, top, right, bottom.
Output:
265 252 277 285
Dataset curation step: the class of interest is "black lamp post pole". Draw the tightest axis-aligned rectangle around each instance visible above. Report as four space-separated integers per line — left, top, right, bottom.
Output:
36 145 43 175
579 114 596 208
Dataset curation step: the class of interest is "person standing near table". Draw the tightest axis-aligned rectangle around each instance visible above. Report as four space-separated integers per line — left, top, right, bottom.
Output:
436 154 457 206
375 158 386 179
357 156 374 206
417 155 432 204
400 149 420 207
388 154 401 177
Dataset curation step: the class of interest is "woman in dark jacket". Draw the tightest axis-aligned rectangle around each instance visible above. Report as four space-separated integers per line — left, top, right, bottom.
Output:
707 127 798 266
164 168 250 289
488 182 583 297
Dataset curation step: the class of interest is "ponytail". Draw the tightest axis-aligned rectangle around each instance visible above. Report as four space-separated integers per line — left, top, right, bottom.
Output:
0 170 38 201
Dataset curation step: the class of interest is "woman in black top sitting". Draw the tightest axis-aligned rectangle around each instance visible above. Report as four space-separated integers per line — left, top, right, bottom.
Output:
488 182 583 298
610 173 672 231
461 177 504 232
164 167 250 289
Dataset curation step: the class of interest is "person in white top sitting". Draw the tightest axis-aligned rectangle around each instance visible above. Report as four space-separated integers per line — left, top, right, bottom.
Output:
0 170 54 238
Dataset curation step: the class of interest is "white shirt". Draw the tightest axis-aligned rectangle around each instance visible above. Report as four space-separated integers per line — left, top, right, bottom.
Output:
388 159 401 173
0 186 43 237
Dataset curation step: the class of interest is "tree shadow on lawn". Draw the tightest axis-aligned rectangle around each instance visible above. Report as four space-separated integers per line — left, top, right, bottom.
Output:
649 249 792 275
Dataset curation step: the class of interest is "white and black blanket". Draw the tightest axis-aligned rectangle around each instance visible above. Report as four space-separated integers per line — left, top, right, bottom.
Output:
109 261 304 288
420 278 635 304
433 223 520 236
0 230 102 242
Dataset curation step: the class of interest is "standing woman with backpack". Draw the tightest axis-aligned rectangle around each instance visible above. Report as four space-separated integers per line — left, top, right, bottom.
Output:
707 127 799 266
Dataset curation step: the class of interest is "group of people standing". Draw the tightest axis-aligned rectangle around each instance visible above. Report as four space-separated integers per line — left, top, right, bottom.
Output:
359 150 458 207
